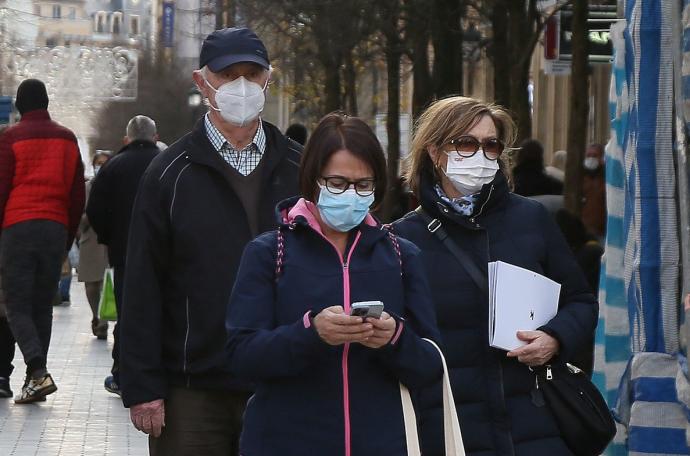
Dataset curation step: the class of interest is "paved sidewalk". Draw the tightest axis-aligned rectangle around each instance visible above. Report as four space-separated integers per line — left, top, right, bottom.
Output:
0 275 148 455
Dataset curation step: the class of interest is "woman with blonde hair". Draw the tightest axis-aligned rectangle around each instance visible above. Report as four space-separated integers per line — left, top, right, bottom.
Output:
393 96 598 455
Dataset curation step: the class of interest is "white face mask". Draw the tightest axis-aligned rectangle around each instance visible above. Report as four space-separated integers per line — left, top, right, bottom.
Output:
583 157 601 171
204 76 268 127
444 150 499 195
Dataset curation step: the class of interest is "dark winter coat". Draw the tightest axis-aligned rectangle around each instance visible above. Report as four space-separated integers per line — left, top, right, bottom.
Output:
226 197 443 456
119 119 301 407
86 140 159 267
512 162 564 197
393 168 598 456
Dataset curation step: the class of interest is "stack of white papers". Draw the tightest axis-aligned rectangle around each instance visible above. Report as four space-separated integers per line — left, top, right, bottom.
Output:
488 261 561 351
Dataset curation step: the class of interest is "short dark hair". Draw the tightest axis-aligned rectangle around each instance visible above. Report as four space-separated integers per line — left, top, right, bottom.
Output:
517 138 545 167
285 123 308 145
299 113 387 209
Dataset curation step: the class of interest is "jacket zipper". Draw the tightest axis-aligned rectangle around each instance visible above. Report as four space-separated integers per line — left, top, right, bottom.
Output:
314 230 362 456
183 297 190 384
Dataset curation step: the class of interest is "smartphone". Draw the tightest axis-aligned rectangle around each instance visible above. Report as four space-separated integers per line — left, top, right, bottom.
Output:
350 301 384 319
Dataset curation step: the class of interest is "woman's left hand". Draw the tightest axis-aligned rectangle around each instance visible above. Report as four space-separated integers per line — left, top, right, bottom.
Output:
360 312 396 349
506 330 559 366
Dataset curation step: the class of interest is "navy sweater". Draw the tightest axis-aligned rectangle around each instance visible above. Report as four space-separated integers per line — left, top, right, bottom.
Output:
226 197 443 456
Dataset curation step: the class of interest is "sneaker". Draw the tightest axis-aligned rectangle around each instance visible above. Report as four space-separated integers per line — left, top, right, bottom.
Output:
104 376 121 396
15 374 57 404
0 377 12 398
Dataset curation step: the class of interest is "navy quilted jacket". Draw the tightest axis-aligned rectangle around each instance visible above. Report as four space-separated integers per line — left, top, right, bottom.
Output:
226 196 443 456
393 168 598 456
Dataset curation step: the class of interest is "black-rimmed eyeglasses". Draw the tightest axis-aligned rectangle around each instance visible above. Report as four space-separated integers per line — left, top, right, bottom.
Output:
447 135 506 160
320 176 376 197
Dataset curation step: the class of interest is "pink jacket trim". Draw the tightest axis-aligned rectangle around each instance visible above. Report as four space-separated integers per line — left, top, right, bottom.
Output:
391 321 404 345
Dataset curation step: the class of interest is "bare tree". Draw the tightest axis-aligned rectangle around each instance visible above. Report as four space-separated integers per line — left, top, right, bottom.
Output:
238 0 376 115
478 0 572 141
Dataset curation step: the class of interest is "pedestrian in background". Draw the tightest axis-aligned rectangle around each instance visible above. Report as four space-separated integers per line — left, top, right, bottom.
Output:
394 96 598 455
87 115 159 397
78 151 112 340
0 266 14 399
0 126 13 400
226 113 443 455
582 143 606 240
285 122 308 145
512 138 563 196
0 79 85 404
545 149 567 184
120 27 301 455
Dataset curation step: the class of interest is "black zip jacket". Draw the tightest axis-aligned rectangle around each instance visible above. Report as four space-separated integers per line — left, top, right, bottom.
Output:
119 118 301 407
87 140 159 267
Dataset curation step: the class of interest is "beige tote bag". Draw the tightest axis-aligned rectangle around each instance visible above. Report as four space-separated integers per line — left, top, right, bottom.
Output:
400 338 465 456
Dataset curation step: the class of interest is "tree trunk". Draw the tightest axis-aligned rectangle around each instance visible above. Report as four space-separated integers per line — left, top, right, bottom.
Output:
215 0 235 28
564 0 589 216
344 50 358 116
509 61 532 143
431 0 464 97
490 1 510 106
408 14 433 118
506 0 533 142
382 42 402 222
323 60 342 114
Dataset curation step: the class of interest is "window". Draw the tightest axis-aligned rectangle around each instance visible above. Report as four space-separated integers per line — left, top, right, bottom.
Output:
112 11 122 34
95 11 107 32
52 4 61 18
68 7 76 19
33 5 41 17
129 14 140 35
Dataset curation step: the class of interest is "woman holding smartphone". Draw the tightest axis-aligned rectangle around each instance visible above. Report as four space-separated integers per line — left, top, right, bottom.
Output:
226 113 443 456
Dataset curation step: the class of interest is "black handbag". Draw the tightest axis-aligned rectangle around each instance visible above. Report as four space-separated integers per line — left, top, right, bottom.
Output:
532 364 616 456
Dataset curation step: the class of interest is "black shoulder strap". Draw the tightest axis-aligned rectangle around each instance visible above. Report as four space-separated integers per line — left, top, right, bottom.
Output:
414 206 488 294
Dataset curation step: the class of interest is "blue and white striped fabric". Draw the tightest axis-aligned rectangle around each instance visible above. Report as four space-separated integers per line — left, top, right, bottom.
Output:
596 1 686 454
596 18 631 455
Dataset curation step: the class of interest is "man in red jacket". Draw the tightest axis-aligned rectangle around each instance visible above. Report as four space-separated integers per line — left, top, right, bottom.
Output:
0 79 85 404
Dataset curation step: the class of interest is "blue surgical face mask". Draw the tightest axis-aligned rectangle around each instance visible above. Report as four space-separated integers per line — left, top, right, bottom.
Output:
316 184 375 232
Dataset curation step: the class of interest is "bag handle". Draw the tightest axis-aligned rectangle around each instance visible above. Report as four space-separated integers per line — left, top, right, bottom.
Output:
413 207 488 295
401 338 465 456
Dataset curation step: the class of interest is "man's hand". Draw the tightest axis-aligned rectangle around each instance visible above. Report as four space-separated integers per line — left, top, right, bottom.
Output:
360 312 396 349
313 306 374 346
130 399 165 438
506 330 559 367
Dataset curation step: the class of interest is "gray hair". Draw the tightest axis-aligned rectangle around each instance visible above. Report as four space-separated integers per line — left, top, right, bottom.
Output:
126 115 157 142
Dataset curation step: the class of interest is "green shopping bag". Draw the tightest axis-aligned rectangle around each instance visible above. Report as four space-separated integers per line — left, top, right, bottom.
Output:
98 269 118 321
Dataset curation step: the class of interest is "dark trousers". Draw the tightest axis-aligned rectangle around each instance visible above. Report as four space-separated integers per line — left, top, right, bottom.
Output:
0 220 66 376
0 269 15 379
149 387 250 456
0 317 15 379
111 264 124 383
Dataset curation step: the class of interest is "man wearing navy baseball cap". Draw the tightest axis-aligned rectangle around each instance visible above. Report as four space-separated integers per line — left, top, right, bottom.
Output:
119 27 302 455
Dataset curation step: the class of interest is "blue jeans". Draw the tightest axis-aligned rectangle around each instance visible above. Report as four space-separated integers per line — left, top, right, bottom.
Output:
59 274 71 301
